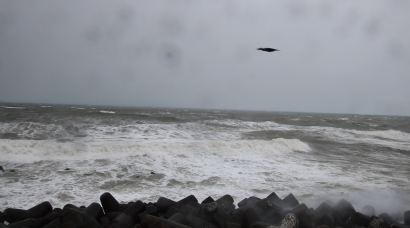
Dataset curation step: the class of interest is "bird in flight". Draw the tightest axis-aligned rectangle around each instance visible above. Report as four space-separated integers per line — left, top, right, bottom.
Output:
257 48 280 52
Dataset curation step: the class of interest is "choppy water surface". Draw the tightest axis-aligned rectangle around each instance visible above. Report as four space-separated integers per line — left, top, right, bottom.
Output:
1 103 410 214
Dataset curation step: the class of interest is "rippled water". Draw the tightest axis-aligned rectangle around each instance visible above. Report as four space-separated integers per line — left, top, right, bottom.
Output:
1 103 410 214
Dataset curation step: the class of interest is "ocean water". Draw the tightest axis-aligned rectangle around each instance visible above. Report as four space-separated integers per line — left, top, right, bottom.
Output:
1 103 410 215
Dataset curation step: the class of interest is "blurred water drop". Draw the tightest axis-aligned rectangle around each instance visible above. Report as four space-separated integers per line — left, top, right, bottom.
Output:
364 19 381 37
158 13 184 37
387 40 406 60
84 26 102 44
287 1 307 18
156 43 182 69
118 6 134 24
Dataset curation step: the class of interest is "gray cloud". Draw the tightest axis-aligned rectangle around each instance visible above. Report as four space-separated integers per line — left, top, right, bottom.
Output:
1 0 410 115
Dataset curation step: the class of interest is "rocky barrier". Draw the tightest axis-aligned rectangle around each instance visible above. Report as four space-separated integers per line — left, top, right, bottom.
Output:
0 192 409 228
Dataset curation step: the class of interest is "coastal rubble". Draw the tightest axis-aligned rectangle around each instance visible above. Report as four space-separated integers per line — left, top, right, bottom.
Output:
1 192 409 228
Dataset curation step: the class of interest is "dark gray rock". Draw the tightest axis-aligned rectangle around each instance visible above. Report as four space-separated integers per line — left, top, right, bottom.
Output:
362 205 376 217
404 211 410 225
333 199 356 222
369 216 391 228
280 213 299 228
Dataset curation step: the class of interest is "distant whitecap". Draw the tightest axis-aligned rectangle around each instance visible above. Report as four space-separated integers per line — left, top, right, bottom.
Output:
1 106 26 109
99 110 115 114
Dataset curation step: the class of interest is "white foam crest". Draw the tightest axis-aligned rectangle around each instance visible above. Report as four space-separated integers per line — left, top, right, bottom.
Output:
199 120 410 150
216 119 410 150
307 127 410 150
360 129 410 141
209 119 410 142
99 110 115 114
134 112 153 116
205 119 288 130
41 106 52 108
0 122 68 139
84 122 240 141
2 138 409 213
1 106 26 109
0 138 310 163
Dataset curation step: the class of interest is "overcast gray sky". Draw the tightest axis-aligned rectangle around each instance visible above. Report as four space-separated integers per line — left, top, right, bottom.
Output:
1 1 410 115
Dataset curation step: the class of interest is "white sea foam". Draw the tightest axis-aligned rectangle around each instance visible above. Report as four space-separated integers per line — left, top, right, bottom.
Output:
100 110 115 114
207 120 410 151
307 126 410 151
1 110 410 212
1 106 26 109
1 137 409 213
0 122 69 140
41 106 52 108
0 138 310 163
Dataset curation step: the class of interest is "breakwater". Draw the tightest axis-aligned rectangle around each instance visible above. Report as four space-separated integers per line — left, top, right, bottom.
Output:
1 192 409 228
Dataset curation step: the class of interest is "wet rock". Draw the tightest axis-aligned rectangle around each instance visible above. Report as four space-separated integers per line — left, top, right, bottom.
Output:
280 213 299 228
42 218 62 228
203 202 219 215
2 191 409 228
405 210 410 225
108 223 120 228
351 212 371 227
62 202 103 226
180 205 197 217
227 209 245 225
77 219 101 228
141 214 190 228
362 205 376 217
282 194 300 209
32 211 63 228
0 166 4 172
214 195 235 215
261 208 283 226
61 212 83 226
239 197 287 225
0 211 4 223
315 225 330 228
201 196 215 204
333 199 356 222
238 197 261 208
157 195 198 214
100 192 129 213
369 216 390 228
225 222 242 228
244 208 264 228
266 192 283 205
7 218 35 228
292 204 314 228
165 206 180 219
378 213 406 228
213 206 230 227
314 202 337 228
157 197 179 213
3 201 53 223
112 201 145 228
146 205 158 217
99 216 111 228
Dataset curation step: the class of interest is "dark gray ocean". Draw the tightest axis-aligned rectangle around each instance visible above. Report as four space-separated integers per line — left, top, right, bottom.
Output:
1 103 410 214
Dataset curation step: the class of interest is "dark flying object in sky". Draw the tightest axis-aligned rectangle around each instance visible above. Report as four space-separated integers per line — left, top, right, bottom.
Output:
257 48 280 52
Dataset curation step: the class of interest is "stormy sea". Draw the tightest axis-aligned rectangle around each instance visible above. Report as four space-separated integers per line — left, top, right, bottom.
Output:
1 103 409 215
